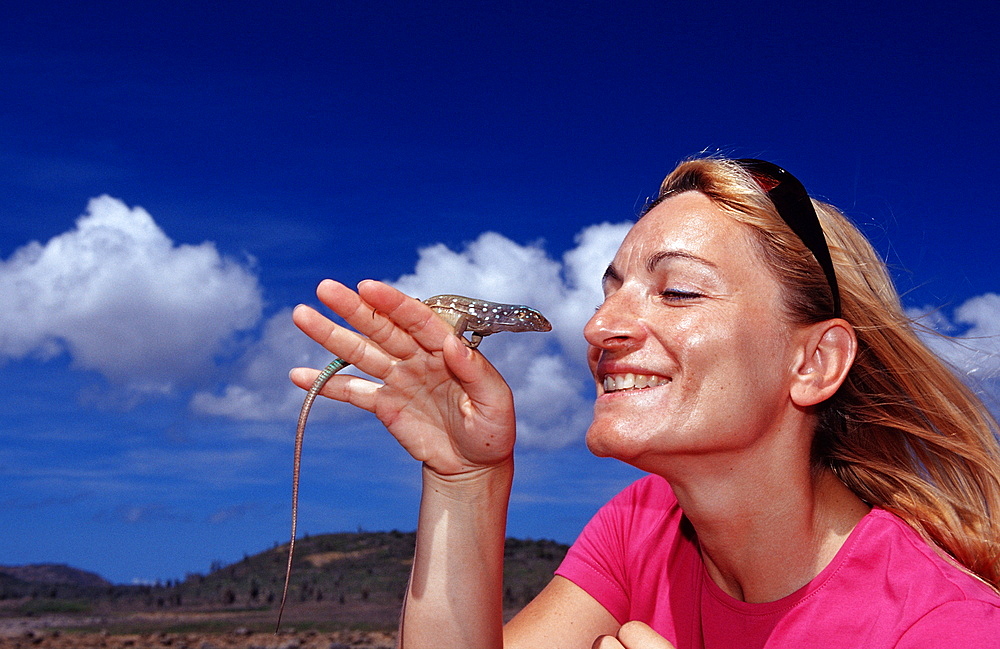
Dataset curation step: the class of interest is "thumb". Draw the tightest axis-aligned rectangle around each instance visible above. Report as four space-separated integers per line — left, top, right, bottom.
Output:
442 333 507 394
616 621 675 649
441 333 481 384
442 334 515 428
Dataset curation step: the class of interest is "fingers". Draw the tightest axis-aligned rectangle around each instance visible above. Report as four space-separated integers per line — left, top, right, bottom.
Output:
312 280 419 361
317 279 454 360
592 635 625 649
289 367 381 413
291 303 396 380
592 622 676 649
291 279 485 410
355 280 456 353
292 278 517 472
300 278 462 378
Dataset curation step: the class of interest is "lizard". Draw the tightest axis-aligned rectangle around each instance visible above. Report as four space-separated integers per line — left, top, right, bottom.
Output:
275 294 552 631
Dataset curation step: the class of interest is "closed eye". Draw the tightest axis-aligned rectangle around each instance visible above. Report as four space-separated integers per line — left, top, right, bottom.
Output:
660 289 703 302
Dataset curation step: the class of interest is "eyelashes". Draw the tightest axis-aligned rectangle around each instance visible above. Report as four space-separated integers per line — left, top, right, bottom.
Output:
660 289 703 302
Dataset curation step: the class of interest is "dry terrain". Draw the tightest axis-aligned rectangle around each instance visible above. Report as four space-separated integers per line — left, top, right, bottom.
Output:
0 532 567 649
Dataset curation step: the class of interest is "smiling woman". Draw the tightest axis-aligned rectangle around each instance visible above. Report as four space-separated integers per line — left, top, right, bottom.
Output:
583 191 804 467
292 155 1000 648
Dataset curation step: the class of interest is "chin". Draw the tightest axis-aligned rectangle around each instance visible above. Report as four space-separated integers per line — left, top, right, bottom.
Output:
585 418 649 463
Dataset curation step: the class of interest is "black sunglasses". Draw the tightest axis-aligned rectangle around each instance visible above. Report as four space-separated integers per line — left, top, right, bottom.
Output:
735 159 841 318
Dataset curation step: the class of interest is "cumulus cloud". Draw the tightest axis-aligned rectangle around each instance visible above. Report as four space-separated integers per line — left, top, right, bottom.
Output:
0 196 263 393
908 293 1000 382
189 306 364 424
907 294 1000 419
391 225 632 447
193 222 632 448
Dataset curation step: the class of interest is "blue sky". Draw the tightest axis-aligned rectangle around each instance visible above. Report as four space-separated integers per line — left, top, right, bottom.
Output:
1 1 998 585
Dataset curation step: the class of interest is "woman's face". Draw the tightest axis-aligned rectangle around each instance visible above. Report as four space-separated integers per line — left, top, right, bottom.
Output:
584 191 805 471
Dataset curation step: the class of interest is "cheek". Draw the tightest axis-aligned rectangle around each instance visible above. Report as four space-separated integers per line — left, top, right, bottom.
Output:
675 316 787 406
718 325 795 406
665 318 712 370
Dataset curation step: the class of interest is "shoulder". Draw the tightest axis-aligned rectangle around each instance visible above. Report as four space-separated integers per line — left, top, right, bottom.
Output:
591 475 682 537
834 508 1000 639
608 473 678 508
857 509 999 604
896 600 1000 646
559 476 683 567
568 474 680 548
555 475 693 625
760 508 1000 646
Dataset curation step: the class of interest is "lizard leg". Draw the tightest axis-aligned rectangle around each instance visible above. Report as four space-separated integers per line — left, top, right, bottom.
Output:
441 313 481 349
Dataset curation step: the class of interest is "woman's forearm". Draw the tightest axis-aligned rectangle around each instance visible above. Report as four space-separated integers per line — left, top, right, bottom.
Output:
400 459 514 649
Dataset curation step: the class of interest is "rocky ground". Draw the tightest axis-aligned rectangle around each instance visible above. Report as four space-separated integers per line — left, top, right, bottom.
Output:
0 609 397 649
0 627 396 649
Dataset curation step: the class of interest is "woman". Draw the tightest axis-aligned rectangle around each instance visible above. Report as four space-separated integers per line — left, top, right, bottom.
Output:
291 156 1000 648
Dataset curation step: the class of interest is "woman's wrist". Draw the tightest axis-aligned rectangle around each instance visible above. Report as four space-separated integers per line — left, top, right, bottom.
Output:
421 457 515 502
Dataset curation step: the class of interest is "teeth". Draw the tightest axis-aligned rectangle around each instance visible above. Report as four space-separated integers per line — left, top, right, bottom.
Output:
602 373 669 393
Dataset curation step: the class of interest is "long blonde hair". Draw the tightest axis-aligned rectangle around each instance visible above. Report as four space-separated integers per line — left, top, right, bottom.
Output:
655 156 1000 588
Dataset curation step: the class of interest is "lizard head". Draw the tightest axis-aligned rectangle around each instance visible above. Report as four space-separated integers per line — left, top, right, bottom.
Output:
498 306 552 333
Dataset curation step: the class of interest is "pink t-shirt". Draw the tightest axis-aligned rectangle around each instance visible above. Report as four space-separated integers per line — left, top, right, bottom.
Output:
556 475 1000 648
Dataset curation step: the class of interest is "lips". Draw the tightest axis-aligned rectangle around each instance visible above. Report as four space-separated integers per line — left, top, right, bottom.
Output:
601 373 671 393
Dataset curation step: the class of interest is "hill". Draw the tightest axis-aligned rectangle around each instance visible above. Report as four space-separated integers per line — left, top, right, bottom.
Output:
0 564 110 600
0 531 568 633
153 531 567 623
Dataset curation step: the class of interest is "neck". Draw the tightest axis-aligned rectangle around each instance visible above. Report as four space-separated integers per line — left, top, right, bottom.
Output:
654 436 869 603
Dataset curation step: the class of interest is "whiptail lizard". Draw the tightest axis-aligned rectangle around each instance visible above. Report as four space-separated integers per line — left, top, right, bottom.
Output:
275 294 552 631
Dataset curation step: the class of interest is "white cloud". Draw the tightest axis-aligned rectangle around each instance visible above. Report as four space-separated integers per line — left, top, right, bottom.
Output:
0 196 263 393
907 294 1000 416
194 222 633 448
547 222 635 364
190 307 365 424
390 225 632 447
908 293 1000 380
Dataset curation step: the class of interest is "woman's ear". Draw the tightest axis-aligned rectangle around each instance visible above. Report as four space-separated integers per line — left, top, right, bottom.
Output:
790 319 857 407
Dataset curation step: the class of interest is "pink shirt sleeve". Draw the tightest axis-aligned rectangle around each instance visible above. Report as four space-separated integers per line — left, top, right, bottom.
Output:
554 479 637 623
555 476 688 626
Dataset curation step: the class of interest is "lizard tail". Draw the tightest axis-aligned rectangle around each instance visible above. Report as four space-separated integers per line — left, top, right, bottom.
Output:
276 359 350 633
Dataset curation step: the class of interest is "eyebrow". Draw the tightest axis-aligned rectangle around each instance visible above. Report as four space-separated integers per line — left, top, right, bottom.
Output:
645 249 717 273
602 250 717 286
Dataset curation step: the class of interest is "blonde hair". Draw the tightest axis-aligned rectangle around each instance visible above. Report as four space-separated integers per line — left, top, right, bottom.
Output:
655 156 1000 588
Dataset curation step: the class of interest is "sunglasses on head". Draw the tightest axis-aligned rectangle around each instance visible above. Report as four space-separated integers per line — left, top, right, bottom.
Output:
734 159 842 319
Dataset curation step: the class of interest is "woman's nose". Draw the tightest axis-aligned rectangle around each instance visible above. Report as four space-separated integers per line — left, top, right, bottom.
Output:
583 290 642 353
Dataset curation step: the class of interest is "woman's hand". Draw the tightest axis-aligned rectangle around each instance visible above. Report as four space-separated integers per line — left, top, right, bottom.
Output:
592 622 676 649
290 279 517 476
